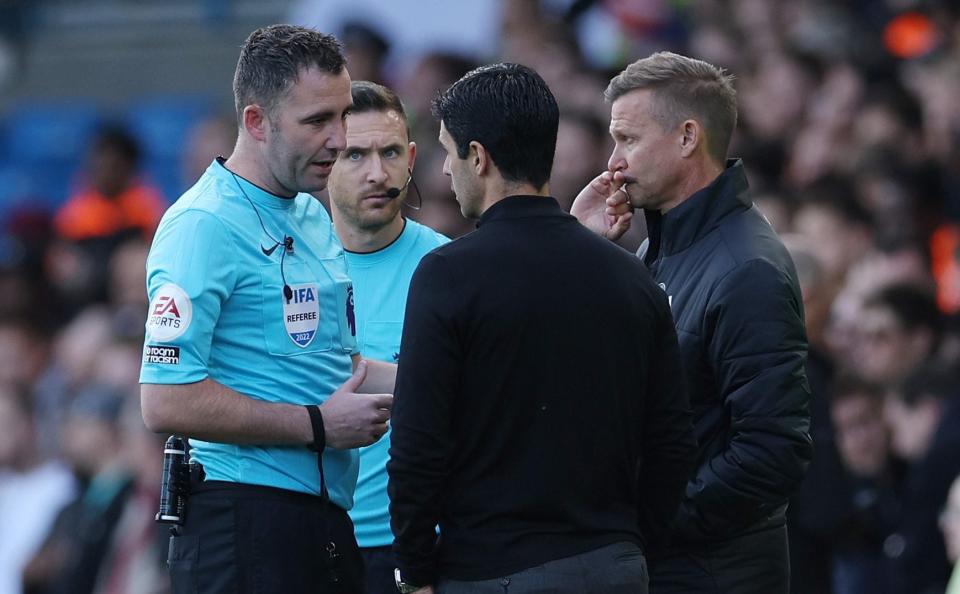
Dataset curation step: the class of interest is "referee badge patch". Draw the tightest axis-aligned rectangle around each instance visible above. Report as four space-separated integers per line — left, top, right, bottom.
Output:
146 284 192 341
283 283 320 348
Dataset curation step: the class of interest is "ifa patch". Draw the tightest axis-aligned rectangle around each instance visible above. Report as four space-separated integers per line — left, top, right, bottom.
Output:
284 283 320 348
146 284 192 341
143 345 180 365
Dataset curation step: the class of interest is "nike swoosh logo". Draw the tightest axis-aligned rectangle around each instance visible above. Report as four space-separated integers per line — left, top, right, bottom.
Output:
261 243 279 256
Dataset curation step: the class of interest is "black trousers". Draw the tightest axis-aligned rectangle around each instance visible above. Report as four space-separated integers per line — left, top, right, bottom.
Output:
650 525 789 594
436 542 648 594
359 546 396 594
167 481 364 594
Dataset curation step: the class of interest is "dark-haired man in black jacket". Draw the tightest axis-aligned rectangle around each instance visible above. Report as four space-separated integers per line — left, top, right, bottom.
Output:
573 51 812 594
388 62 698 594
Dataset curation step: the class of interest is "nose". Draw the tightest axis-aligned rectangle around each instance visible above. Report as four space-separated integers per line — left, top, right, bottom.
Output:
442 155 451 177
607 144 626 173
366 154 389 185
327 120 347 153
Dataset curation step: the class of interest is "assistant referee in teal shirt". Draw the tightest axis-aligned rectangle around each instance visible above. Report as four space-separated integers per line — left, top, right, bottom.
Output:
327 80 448 594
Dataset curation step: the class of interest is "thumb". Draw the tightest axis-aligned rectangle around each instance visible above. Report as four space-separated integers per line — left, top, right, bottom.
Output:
342 359 368 392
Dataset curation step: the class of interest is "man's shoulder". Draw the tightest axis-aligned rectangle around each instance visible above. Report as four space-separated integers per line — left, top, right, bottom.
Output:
162 172 239 226
292 193 332 225
406 218 451 250
562 219 649 272
427 226 480 257
713 207 795 277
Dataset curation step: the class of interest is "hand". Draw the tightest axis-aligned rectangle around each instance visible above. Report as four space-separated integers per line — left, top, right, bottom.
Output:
570 171 633 241
411 587 434 594
321 360 393 449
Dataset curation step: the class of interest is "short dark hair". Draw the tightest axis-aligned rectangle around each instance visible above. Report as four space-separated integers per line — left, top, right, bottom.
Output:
897 361 958 407
864 282 942 343
605 51 737 165
801 175 873 227
432 63 559 190
831 373 885 409
349 80 407 124
233 24 346 125
93 125 142 167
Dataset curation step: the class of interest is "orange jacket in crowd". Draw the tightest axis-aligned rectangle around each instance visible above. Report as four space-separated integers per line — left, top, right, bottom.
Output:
54 183 166 242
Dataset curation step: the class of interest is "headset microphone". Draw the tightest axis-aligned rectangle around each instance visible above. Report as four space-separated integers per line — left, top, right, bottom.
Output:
386 172 413 199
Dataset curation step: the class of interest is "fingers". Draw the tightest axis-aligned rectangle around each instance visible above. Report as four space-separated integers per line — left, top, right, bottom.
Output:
591 170 614 190
371 406 391 424
371 422 389 440
605 190 632 217
371 393 394 410
605 212 633 241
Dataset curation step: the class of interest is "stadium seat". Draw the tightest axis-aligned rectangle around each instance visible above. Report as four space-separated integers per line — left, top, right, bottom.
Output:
125 95 213 162
2 101 101 166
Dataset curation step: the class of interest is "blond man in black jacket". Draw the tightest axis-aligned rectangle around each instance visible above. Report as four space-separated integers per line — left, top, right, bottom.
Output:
573 51 812 594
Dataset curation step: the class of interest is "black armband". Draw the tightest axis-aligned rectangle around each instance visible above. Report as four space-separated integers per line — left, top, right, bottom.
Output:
306 404 326 454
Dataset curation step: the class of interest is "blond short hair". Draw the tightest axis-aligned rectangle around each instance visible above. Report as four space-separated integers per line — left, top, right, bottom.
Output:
606 51 737 164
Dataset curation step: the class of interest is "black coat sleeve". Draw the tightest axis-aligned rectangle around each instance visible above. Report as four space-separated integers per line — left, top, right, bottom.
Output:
675 259 812 540
388 251 461 587
637 293 698 550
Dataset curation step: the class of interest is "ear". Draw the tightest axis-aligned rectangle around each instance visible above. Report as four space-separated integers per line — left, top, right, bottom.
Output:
407 141 417 172
470 141 489 176
243 105 269 142
679 119 702 158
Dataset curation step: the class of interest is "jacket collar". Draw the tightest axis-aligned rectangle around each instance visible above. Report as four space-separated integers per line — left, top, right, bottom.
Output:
477 195 566 227
643 158 751 265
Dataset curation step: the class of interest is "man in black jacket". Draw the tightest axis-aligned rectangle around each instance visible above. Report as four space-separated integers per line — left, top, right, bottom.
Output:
388 63 698 594
573 51 812 593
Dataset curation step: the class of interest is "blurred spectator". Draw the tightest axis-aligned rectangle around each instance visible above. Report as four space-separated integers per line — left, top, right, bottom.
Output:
0 383 76 594
783 234 846 594
552 109 609 211
399 52 476 146
105 239 150 343
829 375 901 594
23 384 134 594
930 221 960 314
47 126 165 317
792 176 874 291
53 126 164 244
289 0 499 79
340 21 390 85
179 115 235 192
89 397 168 594
0 317 50 388
855 283 941 387
31 307 115 457
883 363 960 594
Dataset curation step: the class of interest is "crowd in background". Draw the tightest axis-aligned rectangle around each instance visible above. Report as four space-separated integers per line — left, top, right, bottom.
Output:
1 0 960 593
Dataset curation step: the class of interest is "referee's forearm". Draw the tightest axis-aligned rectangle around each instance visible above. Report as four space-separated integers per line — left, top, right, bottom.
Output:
141 379 313 445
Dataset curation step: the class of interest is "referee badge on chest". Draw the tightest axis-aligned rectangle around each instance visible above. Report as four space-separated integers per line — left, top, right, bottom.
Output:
283 283 320 347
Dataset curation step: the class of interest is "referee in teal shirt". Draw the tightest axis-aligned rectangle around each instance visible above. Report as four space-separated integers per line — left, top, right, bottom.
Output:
139 26 397 594
328 80 449 594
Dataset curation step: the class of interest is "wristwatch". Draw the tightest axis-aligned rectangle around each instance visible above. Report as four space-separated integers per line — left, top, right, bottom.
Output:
394 568 423 593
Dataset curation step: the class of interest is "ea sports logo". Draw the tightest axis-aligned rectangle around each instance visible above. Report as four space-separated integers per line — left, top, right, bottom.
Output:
153 295 181 318
146 283 192 341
